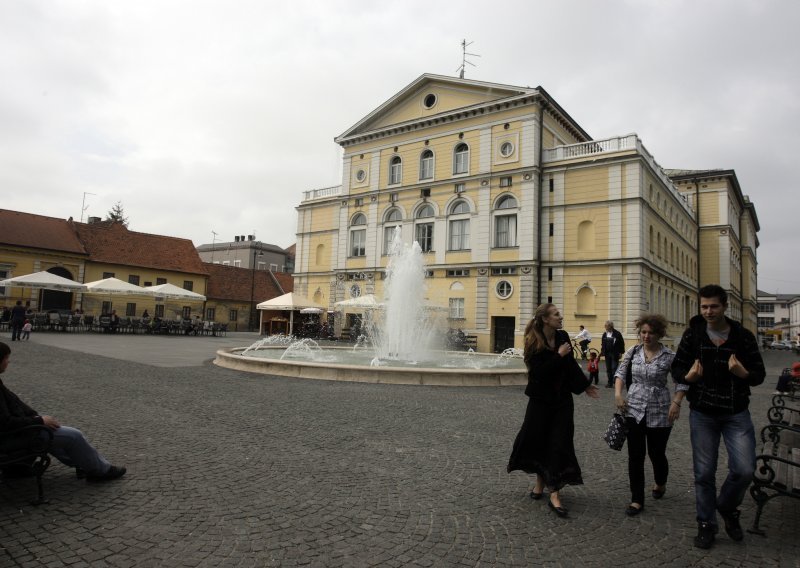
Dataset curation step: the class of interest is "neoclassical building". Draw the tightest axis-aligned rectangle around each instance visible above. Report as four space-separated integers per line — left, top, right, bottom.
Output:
293 74 758 351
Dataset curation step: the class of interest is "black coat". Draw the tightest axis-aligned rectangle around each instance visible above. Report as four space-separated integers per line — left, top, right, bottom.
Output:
600 329 625 361
0 379 42 432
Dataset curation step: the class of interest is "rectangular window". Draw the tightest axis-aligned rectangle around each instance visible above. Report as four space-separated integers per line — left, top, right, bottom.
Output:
384 226 399 255
389 161 401 184
229 309 238 322
144 281 152 287
420 157 433 180
758 304 774 313
102 272 115 279
547 296 553 303
182 306 191 319
270 263 278 272
549 178 554 192
446 269 470 277
0 269 8 295
491 267 517 276
125 302 136 317
222 261 230 266
494 215 517 247
155 304 165 318
390 192 399 202
206 307 216 321
454 183 465 194
354 198 364 206
156 277 167 285
183 281 193 291
499 176 512 188
257 261 267 271
549 223 554 237
351 229 366 257
449 298 465 319
454 152 468 174
424 270 434 278
420 188 431 198
548 267 553 281
416 223 434 252
449 219 470 250
234 260 242 267
128 275 140 286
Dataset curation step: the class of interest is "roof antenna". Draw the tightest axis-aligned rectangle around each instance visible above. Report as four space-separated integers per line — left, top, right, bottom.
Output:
211 230 218 263
456 39 480 79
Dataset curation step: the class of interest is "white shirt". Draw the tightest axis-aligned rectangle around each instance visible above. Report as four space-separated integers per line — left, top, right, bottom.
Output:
575 328 591 341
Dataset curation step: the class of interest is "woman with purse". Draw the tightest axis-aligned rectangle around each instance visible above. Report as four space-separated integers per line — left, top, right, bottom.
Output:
614 314 688 516
508 304 600 518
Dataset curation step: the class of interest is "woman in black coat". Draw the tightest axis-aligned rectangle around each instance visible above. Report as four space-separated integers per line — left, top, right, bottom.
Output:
508 303 600 517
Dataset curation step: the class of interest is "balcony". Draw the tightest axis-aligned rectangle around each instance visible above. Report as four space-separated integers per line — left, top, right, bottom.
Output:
302 185 342 202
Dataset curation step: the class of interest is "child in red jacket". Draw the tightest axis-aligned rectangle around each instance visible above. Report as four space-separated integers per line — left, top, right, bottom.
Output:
587 351 599 385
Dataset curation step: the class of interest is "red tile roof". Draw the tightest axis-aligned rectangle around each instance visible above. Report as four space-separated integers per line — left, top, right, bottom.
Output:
0 209 87 255
204 263 293 303
73 220 207 275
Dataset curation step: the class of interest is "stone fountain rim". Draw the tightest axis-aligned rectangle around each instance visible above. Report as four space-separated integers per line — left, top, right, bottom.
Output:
214 346 528 387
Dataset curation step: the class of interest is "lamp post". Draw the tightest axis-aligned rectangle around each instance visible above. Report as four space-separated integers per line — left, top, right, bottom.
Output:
249 246 263 332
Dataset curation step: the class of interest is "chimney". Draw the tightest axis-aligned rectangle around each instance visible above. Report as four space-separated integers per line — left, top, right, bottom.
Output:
88 216 101 224
248 235 254 241
234 236 240 242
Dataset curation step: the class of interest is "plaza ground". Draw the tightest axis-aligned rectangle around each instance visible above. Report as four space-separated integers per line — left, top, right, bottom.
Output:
1 332 798 567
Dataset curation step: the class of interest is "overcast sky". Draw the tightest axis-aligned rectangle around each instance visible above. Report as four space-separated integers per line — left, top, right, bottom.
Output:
1 0 797 292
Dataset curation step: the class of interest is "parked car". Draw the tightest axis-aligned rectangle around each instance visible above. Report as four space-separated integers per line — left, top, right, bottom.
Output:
769 340 794 350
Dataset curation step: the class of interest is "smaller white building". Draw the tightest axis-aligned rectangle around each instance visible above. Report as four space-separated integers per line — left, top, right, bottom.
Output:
757 289 800 346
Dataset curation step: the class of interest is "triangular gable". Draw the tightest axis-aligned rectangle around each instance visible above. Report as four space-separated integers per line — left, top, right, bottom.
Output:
336 74 535 142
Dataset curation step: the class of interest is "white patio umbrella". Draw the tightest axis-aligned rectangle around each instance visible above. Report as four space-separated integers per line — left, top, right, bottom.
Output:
83 277 153 296
256 292 324 335
143 282 206 301
0 271 86 292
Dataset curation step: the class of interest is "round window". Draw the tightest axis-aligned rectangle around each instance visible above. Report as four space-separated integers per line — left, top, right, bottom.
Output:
355 169 366 182
500 141 514 157
423 93 437 109
496 280 513 299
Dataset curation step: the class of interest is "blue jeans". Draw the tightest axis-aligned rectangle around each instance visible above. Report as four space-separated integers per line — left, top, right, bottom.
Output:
43 426 111 475
689 408 756 525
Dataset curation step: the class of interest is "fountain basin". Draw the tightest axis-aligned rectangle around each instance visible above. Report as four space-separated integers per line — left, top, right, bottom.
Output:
214 346 528 387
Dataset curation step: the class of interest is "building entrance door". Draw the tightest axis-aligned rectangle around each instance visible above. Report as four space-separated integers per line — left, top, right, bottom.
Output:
492 316 516 353
40 267 75 311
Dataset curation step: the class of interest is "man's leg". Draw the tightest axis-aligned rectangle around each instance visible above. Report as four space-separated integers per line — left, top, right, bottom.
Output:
690 410 722 524
605 357 614 387
48 426 111 475
717 409 756 541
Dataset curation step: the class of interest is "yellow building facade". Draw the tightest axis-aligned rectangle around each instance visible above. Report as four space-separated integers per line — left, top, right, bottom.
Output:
293 75 757 351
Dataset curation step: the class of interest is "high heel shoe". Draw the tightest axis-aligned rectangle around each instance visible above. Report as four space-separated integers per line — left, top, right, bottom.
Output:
548 499 569 518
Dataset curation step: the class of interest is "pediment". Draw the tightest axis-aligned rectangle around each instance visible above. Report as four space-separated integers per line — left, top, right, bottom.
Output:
337 74 534 142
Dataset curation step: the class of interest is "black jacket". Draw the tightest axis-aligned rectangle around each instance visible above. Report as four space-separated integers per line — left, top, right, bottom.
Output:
0 378 42 432
524 329 589 400
671 314 765 415
600 329 626 361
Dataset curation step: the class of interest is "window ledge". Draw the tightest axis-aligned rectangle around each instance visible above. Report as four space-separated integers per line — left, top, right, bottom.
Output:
574 313 597 318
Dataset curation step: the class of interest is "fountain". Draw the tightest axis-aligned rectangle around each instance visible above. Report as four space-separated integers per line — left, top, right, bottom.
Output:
214 229 527 386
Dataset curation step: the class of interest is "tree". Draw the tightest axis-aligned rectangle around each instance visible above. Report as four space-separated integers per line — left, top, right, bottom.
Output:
105 201 129 227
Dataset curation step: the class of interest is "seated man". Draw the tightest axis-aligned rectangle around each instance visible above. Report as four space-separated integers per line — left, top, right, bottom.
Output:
0 341 126 482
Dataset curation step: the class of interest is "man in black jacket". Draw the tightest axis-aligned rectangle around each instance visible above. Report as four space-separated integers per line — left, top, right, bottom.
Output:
671 285 765 550
599 320 625 388
0 341 126 482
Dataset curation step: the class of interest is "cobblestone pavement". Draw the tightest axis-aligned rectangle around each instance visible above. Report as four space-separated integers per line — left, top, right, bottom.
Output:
0 336 798 567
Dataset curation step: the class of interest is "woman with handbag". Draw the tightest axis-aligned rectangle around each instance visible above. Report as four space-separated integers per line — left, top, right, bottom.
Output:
508 304 600 518
614 314 688 516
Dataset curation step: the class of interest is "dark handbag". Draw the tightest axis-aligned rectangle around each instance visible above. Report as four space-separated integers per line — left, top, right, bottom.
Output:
624 345 640 390
602 412 628 451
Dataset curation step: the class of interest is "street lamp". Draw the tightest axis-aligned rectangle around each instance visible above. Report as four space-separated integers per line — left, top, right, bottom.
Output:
249 246 264 332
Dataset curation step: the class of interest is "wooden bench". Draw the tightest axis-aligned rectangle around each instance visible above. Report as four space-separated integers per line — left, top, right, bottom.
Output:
748 394 800 536
0 425 54 505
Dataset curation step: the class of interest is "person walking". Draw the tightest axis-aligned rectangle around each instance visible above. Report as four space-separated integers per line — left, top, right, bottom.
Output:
671 284 765 549
508 303 600 518
614 314 687 516
600 320 625 388
9 301 26 341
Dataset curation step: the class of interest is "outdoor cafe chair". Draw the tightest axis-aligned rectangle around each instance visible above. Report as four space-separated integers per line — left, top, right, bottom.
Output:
83 315 94 332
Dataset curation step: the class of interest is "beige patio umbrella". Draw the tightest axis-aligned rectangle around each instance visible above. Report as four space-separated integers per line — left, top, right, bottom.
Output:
0 271 86 292
256 292 324 335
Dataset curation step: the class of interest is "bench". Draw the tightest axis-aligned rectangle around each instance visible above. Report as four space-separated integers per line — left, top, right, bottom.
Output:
0 425 54 505
748 393 800 536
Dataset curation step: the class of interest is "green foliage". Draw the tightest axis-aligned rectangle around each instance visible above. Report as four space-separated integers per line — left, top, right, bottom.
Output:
106 201 129 226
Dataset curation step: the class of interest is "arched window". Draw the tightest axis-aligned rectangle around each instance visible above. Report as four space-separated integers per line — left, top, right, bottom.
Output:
420 149 434 180
494 195 517 248
657 232 662 258
415 204 435 252
315 244 325 266
577 220 595 252
383 209 403 255
649 226 654 254
448 199 470 250
453 143 469 175
389 156 402 185
350 213 366 257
